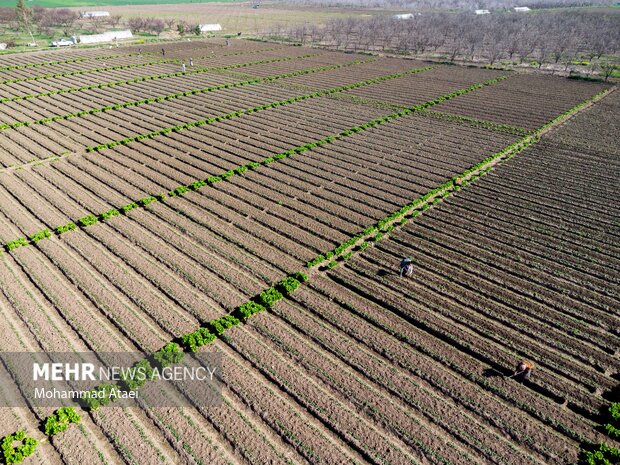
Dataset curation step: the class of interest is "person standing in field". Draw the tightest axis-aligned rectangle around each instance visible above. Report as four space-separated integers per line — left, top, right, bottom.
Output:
182 63 186 72
189 58 193 67
161 48 165 56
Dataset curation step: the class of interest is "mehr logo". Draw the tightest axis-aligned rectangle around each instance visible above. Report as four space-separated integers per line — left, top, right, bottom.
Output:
33 363 96 381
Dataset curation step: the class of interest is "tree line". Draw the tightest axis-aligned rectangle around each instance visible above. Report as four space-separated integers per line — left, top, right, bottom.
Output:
274 0 614 8
262 10 619 76
1 2 205 43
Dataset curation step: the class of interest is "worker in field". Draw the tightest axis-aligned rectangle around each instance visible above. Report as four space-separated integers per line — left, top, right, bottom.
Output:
161 48 165 56
512 360 534 382
182 63 186 72
400 257 414 277
189 58 193 67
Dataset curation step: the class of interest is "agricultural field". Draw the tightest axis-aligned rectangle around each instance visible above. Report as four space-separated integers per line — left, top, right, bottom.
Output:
0 37 618 465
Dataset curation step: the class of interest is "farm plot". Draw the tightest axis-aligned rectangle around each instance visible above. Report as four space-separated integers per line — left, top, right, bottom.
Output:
340 65 505 106
0 37 618 465
0 53 298 102
137 37 279 58
0 62 184 100
431 73 611 130
263 56 429 91
0 54 161 82
219 114 520 247
0 50 342 109
0 55 430 168
0 47 139 69
217 50 376 78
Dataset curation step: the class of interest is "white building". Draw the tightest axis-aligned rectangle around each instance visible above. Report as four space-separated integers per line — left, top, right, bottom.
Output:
393 13 415 19
81 11 110 18
76 30 132 45
199 24 223 33
475 9 490 14
514 7 531 12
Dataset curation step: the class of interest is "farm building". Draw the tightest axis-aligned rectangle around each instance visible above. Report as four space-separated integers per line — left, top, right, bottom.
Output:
393 13 415 19
81 11 110 18
475 9 490 14
199 24 223 32
76 30 133 44
514 6 531 11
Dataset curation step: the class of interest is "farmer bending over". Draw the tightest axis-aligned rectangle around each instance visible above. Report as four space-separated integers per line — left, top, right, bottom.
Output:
400 257 413 277
513 360 534 382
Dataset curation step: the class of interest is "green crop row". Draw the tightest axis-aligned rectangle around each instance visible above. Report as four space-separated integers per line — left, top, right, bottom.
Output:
536 88 611 134
82 342 184 410
0 53 144 72
604 403 620 439
0 54 326 105
418 110 531 136
579 398 620 464
84 65 431 153
1 431 37 464
309 136 528 268
180 272 308 351
44 407 81 436
580 443 620 465
80 272 309 411
0 60 375 132
0 59 174 86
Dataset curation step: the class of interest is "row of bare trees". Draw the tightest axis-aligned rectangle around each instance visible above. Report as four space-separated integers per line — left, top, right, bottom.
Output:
127 17 166 35
1 3 205 40
264 10 619 73
0 5 124 37
274 0 613 9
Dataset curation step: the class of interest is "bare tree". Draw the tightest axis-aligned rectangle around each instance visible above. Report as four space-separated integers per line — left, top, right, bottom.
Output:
598 58 619 81
128 17 145 33
145 18 165 35
108 15 122 28
485 29 505 66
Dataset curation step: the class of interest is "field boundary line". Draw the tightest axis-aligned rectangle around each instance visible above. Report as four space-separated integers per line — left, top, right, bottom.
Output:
0 53 325 104
415 110 531 136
